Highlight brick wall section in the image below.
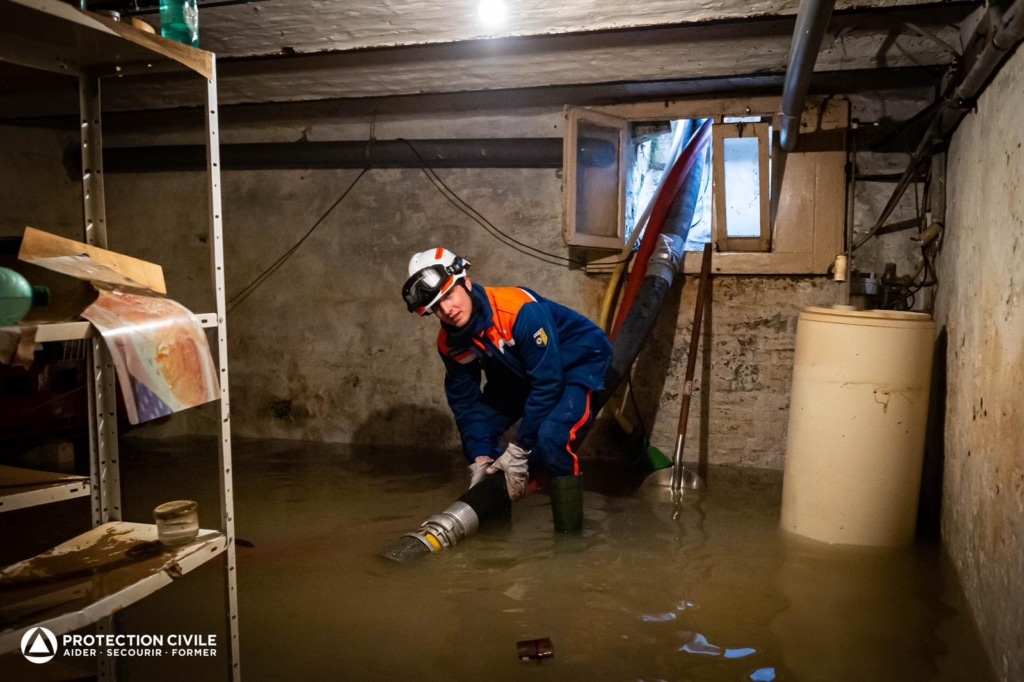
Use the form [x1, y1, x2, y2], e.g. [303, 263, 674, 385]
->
[629, 275, 840, 469]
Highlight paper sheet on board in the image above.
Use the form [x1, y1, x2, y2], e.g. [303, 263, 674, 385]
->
[81, 290, 219, 424]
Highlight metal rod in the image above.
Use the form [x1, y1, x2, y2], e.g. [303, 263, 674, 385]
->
[671, 243, 713, 491]
[80, 66, 120, 682]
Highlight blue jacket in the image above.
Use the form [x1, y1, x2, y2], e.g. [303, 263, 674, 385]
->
[437, 283, 612, 458]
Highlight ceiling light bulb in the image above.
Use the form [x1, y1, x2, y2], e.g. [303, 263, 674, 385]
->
[478, 0, 506, 25]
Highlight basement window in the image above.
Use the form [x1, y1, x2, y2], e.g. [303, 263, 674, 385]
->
[713, 119, 771, 252]
[563, 99, 848, 275]
[562, 107, 627, 250]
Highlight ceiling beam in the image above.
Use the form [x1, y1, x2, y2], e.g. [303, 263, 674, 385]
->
[0, 66, 942, 132]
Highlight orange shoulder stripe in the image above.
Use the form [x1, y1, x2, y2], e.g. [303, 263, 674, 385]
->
[485, 287, 536, 344]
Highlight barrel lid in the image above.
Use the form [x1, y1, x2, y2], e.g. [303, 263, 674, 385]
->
[800, 306, 934, 327]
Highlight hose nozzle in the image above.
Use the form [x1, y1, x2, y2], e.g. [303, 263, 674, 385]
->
[410, 501, 479, 551]
[381, 501, 480, 561]
[379, 473, 509, 562]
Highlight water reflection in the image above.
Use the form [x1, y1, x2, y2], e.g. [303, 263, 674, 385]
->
[771, 532, 974, 682]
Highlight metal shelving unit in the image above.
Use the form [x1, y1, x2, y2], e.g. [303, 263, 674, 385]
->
[0, 1, 239, 678]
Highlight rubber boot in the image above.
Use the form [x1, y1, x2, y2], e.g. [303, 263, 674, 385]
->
[550, 475, 584, 533]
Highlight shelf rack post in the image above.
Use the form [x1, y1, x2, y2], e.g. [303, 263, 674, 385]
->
[79, 67, 122, 682]
[205, 60, 241, 682]
[79, 70, 122, 528]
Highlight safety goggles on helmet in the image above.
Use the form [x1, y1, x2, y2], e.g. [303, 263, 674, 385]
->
[402, 252, 469, 315]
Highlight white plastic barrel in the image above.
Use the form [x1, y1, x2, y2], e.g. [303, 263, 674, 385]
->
[780, 306, 935, 546]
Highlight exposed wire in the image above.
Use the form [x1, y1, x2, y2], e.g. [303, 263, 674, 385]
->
[227, 135, 639, 313]
[907, 166, 941, 296]
[227, 168, 368, 314]
[877, 164, 941, 311]
[852, 71, 961, 253]
[396, 138, 632, 268]
[852, 150, 928, 251]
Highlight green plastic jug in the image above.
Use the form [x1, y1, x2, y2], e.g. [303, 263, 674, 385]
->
[0, 267, 50, 326]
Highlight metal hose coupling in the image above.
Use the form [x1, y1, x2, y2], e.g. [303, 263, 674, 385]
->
[647, 233, 685, 284]
[403, 501, 480, 552]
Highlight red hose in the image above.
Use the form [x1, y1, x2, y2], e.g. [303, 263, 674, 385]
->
[610, 119, 712, 339]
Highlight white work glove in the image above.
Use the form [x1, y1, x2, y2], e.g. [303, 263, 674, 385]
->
[467, 457, 493, 488]
[486, 443, 531, 500]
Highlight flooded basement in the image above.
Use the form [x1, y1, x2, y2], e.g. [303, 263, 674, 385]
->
[1, 437, 996, 681]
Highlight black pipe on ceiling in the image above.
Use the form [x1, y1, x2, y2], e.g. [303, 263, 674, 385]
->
[81, 138, 593, 174]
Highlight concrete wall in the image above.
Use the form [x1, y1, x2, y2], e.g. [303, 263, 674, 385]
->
[936, 47, 1024, 682]
[0, 127, 81, 237]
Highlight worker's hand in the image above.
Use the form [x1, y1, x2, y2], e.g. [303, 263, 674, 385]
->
[467, 457, 493, 488]
[486, 443, 530, 500]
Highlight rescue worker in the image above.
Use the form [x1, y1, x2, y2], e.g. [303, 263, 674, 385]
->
[402, 247, 612, 532]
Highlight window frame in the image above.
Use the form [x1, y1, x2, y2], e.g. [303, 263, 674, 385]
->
[562, 106, 629, 251]
[713, 121, 772, 253]
[563, 96, 849, 275]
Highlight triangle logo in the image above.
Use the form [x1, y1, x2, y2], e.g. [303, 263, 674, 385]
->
[21, 626, 58, 664]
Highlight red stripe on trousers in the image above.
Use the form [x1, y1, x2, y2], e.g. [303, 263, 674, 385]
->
[565, 390, 593, 476]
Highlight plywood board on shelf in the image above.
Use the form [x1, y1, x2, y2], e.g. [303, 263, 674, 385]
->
[19, 227, 166, 295]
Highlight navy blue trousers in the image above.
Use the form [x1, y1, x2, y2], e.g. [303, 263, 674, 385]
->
[474, 383, 596, 478]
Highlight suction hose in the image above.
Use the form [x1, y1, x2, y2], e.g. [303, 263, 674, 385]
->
[598, 125, 709, 412]
[598, 122, 688, 333]
[380, 471, 510, 561]
[610, 118, 712, 339]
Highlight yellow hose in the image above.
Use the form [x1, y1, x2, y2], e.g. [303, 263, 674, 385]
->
[598, 212, 647, 333]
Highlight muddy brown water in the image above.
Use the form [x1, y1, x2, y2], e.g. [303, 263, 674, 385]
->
[0, 438, 995, 681]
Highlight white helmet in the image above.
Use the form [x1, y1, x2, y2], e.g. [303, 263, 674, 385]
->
[402, 247, 471, 315]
